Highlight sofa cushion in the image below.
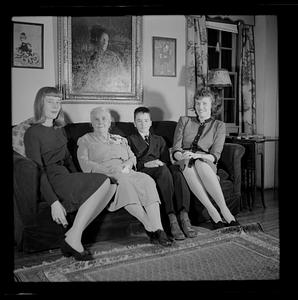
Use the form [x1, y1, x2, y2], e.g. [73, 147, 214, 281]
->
[12, 117, 34, 157]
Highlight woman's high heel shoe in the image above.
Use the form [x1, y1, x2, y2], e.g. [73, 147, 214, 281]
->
[210, 219, 226, 230]
[225, 220, 240, 227]
[60, 240, 94, 261]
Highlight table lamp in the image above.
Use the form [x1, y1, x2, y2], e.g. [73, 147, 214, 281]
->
[207, 68, 232, 119]
[208, 68, 232, 88]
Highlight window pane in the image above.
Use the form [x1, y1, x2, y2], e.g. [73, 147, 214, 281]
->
[221, 31, 232, 48]
[224, 100, 235, 123]
[224, 85, 233, 98]
[221, 49, 232, 71]
[208, 47, 219, 69]
[224, 73, 235, 98]
[207, 28, 218, 46]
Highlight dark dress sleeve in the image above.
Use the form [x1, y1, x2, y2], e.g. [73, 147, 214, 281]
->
[62, 128, 78, 173]
[172, 116, 186, 161]
[24, 127, 58, 206]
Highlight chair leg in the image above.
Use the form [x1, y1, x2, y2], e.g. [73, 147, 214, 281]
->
[252, 169, 256, 209]
[260, 153, 266, 208]
[246, 169, 252, 211]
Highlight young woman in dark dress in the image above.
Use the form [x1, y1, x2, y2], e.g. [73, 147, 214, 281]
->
[24, 87, 116, 260]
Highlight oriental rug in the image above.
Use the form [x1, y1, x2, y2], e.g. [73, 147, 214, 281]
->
[14, 222, 279, 282]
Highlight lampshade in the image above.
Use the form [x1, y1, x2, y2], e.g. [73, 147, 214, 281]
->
[208, 69, 232, 87]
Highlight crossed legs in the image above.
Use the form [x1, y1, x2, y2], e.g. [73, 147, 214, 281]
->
[183, 160, 235, 224]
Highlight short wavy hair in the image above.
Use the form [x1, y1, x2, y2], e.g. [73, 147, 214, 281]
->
[90, 106, 111, 122]
[90, 106, 113, 133]
[33, 86, 65, 128]
[193, 87, 222, 117]
[134, 106, 151, 120]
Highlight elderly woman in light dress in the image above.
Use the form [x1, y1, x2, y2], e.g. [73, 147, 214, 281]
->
[77, 107, 173, 247]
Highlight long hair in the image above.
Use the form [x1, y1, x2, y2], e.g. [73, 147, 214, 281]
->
[33, 86, 65, 128]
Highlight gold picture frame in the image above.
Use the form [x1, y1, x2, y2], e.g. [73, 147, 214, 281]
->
[57, 16, 143, 103]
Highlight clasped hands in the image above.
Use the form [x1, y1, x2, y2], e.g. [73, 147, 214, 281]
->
[180, 150, 204, 160]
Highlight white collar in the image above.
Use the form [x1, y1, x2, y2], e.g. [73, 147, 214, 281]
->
[138, 131, 150, 139]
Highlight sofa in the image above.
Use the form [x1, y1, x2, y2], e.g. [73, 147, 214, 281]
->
[13, 119, 245, 253]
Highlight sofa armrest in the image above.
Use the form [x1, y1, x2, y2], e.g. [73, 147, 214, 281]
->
[218, 143, 245, 198]
[13, 150, 41, 227]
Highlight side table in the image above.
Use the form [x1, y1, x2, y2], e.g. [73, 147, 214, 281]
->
[225, 135, 278, 210]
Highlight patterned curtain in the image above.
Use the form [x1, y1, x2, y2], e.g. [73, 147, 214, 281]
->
[238, 23, 256, 134]
[185, 16, 208, 115]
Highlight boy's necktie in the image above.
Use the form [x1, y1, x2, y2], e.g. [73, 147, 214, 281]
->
[144, 135, 149, 145]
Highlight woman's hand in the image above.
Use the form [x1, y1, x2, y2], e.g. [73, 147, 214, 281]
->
[51, 200, 68, 227]
[180, 151, 202, 160]
[121, 165, 131, 173]
[121, 160, 134, 173]
[191, 152, 204, 159]
[144, 159, 164, 168]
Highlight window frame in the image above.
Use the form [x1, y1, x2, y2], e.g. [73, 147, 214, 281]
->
[206, 18, 239, 134]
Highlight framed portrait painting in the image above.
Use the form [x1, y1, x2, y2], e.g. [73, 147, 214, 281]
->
[58, 16, 143, 103]
[152, 36, 176, 77]
[12, 21, 44, 69]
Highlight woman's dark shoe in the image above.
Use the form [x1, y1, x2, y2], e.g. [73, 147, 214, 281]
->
[154, 230, 173, 247]
[146, 229, 173, 247]
[170, 221, 186, 240]
[60, 240, 94, 261]
[180, 218, 197, 238]
[145, 229, 155, 242]
[226, 220, 240, 227]
[210, 220, 226, 230]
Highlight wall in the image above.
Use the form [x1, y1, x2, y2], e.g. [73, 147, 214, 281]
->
[12, 16, 185, 124]
[11, 15, 279, 188]
[255, 15, 279, 188]
[12, 16, 57, 124]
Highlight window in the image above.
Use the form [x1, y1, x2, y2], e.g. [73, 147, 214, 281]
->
[206, 20, 239, 133]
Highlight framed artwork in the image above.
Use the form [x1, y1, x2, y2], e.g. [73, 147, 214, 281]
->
[152, 36, 176, 77]
[12, 21, 44, 69]
[57, 16, 143, 103]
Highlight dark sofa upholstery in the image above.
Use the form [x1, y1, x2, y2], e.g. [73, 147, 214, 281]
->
[13, 121, 245, 253]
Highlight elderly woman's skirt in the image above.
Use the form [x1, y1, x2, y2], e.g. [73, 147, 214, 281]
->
[107, 170, 161, 211]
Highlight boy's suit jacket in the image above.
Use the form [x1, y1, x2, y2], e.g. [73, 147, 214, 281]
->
[128, 132, 171, 171]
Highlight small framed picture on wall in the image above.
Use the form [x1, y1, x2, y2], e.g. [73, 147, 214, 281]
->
[152, 36, 176, 77]
[12, 21, 44, 69]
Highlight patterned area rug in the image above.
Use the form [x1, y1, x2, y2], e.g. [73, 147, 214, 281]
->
[14, 223, 279, 282]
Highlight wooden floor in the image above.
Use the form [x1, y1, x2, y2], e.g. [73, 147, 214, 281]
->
[14, 188, 279, 269]
[236, 188, 279, 236]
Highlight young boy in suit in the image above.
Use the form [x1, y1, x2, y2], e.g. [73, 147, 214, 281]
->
[128, 107, 196, 240]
